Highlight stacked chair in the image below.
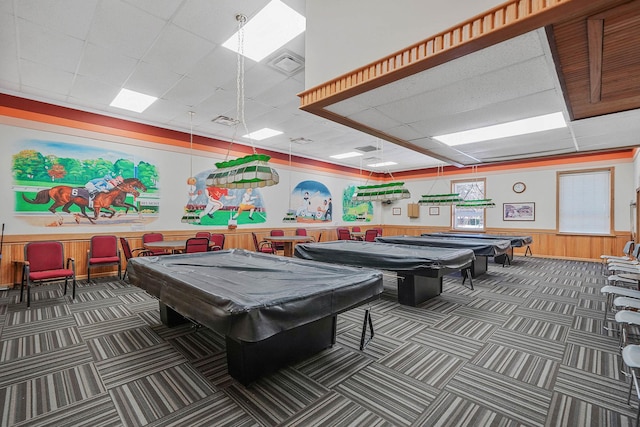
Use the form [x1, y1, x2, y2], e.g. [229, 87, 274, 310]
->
[601, 240, 635, 274]
[600, 240, 640, 421]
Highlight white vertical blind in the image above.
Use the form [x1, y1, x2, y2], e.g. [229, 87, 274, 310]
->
[558, 169, 611, 234]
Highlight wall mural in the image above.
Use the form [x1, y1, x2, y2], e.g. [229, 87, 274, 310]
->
[12, 140, 157, 227]
[287, 180, 332, 223]
[343, 185, 373, 222]
[182, 170, 266, 225]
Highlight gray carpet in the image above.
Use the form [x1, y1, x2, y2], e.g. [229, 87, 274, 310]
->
[0, 256, 636, 426]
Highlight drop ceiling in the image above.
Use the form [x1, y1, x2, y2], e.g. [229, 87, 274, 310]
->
[1, 0, 638, 174]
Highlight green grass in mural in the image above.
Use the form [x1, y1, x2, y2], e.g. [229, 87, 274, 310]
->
[196, 210, 266, 226]
[196, 210, 233, 226]
[343, 202, 372, 222]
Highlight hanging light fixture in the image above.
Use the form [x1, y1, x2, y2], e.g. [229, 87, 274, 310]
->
[206, 14, 279, 189]
[182, 111, 200, 223]
[353, 182, 411, 202]
[456, 165, 495, 209]
[354, 157, 367, 220]
[418, 164, 463, 206]
[282, 140, 296, 222]
[352, 140, 410, 203]
[455, 198, 496, 208]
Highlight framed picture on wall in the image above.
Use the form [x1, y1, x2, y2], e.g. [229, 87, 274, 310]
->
[503, 202, 535, 221]
[429, 207, 439, 215]
[392, 207, 401, 215]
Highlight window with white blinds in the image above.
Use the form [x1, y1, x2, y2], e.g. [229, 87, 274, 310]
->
[452, 178, 486, 230]
[558, 168, 612, 234]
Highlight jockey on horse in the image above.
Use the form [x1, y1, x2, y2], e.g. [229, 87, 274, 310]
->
[85, 174, 124, 208]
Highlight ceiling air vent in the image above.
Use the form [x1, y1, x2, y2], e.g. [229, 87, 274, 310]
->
[290, 137, 313, 145]
[211, 115, 239, 126]
[268, 50, 304, 76]
[356, 145, 378, 152]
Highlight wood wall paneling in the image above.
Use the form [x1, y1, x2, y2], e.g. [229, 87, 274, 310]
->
[0, 226, 630, 288]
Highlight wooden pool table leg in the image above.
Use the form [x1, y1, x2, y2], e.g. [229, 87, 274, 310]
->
[397, 273, 442, 306]
[159, 302, 190, 327]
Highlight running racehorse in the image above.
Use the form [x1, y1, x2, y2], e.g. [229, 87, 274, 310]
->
[22, 177, 147, 224]
[100, 178, 147, 216]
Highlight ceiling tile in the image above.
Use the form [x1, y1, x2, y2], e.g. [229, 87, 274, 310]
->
[77, 43, 139, 86]
[17, 18, 85, 73]
[16, 0, 98, 40]
[143, 24, 215, 75]
[88, 0, 166, 59]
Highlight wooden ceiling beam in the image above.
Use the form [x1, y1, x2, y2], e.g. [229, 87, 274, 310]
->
[587, 18, 604, 103]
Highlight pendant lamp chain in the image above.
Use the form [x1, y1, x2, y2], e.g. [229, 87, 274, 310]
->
[235, 14, 252, 151]
[188, 111, 194, 178]
[206, 13, 279, 189]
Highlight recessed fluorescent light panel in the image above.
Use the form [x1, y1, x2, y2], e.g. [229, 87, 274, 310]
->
[433, 112, 567, 146]
[242, 128, 283, 141]
[367, 161, 397, 168]
[222, 0, 306, 62]
[109, 88, 157, 113]
[330, 152, 363, 160]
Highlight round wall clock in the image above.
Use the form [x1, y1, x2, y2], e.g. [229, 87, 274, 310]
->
[512, 182, 526, 193]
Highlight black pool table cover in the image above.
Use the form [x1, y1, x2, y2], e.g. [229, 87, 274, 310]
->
[126, 249, 383, 342]
[294, 240, 475, 272]
[422, 232, 533, 247]
[376, 235, 511, 257]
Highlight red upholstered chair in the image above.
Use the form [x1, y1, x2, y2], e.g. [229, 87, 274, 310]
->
[364, 229, 379, 242]
[252, 232, 276, 254]
[23, 241, 76, 308]
[352, 226, 361, 232]
[195, 231, 211, 241]
[296, 228, 316, 242]
[373, 227, 383, 237]
[337, 227, 353, 240]
[185, 237, 210, 253]
[270, 229, 285, 252]
[87, 235, 121, 281]
[210, 233, 225, 251]
[142, 232, 170, 256]
[119, 237, 153, 280]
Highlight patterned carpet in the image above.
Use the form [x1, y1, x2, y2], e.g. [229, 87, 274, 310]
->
[0, 256, 636, 426]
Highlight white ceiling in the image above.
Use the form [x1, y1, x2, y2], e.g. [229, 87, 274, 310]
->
[1, 0, 638, 173]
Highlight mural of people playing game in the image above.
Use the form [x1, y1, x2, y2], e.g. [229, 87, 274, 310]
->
[291, 180, 332, 223]
[183, 170, 267, 226]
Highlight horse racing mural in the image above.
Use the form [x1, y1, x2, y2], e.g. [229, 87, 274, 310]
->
[13, 141, 158, 226]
